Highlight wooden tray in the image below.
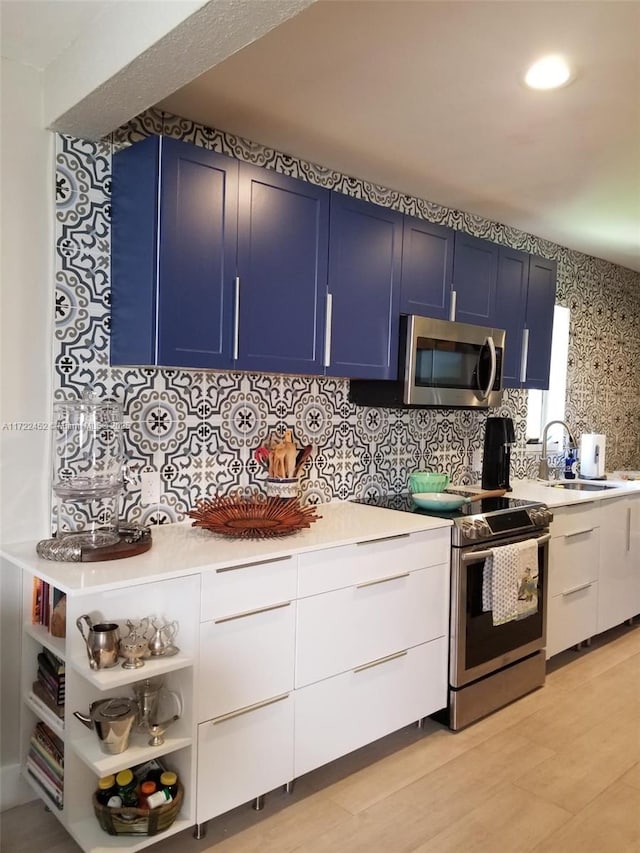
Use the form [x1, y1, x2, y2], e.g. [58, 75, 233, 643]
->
[36, 525, 152, 562]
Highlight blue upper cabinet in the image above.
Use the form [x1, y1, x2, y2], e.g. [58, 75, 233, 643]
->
[326, 194, 403, 379]
[523, 255, 557, 389]
[451, 232, 499, 325]
[494, 247, 529, 387]
[111, 136, 238, 369]
[236, 164, 329, 375]
[399, 217, 454, 319]
[496, 249, 557, 390]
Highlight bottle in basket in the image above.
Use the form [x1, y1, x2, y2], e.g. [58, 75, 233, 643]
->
[160, 771, 178, 799]
[96, 775, 117, 806]
[115, 768, 137, 807]
[146, 788, 172, 809]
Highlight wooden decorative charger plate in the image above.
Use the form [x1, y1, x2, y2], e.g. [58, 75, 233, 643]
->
[189, 494, 320, 540]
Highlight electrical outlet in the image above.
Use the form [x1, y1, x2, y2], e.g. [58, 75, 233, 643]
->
[140, 469, 161, 505]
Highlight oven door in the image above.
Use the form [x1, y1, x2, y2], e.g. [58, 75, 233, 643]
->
[450, 531, 550, 688]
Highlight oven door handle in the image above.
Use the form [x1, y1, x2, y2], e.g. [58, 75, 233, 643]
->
[460, 532, 550, 563]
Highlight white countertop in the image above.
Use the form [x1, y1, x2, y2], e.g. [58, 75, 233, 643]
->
[464, 478, 640, 508]
[0, 500, 452, 595]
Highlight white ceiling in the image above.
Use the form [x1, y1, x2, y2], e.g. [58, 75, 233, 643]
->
[2, 0, 639, 273]
[158, 0, 640, 273]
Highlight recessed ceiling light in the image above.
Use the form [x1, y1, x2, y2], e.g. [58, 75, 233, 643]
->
[524, 55, 572, 90]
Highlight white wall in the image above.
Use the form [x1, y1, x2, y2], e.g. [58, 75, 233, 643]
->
[0, 56, 54, 810]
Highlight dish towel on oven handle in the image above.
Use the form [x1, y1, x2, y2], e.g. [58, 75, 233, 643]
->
[482, 539, 539, 626]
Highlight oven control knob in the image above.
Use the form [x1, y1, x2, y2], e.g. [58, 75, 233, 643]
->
[473, 520, 491, 538]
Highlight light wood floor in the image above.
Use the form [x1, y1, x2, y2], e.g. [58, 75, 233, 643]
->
[3, 623, 640, 853]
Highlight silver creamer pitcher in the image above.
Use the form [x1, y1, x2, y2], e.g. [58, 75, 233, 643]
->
[76, 614, 120, 670]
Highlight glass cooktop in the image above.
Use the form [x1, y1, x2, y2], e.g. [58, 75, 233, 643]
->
[352, 491, 538, 521]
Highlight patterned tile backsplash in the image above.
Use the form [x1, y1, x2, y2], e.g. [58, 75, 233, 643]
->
[54, 109, 640, 524]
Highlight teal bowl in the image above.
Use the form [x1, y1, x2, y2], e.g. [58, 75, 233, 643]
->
[408, 471, 450, 494]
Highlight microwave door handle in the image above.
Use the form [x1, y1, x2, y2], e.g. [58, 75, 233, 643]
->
[477, 336, 497, 401]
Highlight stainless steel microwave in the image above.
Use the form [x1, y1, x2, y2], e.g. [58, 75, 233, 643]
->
[349, 316, 506, 409]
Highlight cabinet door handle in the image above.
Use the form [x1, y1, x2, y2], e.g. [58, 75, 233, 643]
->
[356, 533, 410, 546]
[356, 572, 410, 589]
[216, 555, 293, 574]
[449, 289, 457, 322]
[564, 527, 594, 539]
[323, 292, 333, 368]
[562, 581, 592, 597]
[353, 649, 408, 674]
[626, 506, 632, 552]
[214, 601, 291, 624]
[520, 328, 530, 383]
[233, 276, 240, 361]
[212, 693, 289, 725]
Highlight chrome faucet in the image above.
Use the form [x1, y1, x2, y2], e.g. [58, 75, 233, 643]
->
[538, 420, 578, 480]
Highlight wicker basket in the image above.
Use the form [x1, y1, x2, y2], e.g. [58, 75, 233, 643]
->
[92, 783, 183, 836]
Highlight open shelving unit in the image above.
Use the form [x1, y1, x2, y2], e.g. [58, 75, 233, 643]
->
[15, 567, 200, 853]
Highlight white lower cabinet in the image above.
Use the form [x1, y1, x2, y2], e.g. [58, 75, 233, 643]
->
[546, 504, 600, 659]
[546, 582, 599, 658]
[598, 496, 640, 633]
[195, 529, 450, 826]
[295, 564, 447, 688]
[197, 693, 294, 823]
[294, 637, 447, 778]
[199, 601, 296, 721]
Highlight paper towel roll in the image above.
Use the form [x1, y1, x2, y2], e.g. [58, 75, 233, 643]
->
[579, 434, 606, 479]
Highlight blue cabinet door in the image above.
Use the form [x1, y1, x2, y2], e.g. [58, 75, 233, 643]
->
[452, 232, 499, 326]
[111, 136, 238, 369]
[236, 164, 329, 375]
[326, 194, 403, 379]
[399, 217, 454, 319]
[158, 138, 238, 369]
[111, 135, 161, 366]
[523, 255, 557, 389]
[495, 247, 528, 388]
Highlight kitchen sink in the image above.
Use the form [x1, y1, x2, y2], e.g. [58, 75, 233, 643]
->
[546, 481, 617, 491]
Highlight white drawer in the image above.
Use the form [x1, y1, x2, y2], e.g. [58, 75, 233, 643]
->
[199, 601, 295, 721]
[294, 637, 447, 778]
[550, 503, 600, 538]
[297, 528, 450, 597]
[197, 692, 294, 823]
[548, 526, 600, 598]
[546, 582, 598, 658]
[295, 563, 448, 688]
[200, 554, 297, 622]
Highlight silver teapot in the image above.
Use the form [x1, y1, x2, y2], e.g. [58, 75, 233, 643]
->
[73, 697, 137, 754]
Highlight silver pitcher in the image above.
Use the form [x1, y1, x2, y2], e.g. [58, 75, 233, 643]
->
[73, 697, 137, 754]
[76, 614, 120, 670]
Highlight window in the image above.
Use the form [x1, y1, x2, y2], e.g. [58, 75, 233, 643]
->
[526, 305, 570, 451]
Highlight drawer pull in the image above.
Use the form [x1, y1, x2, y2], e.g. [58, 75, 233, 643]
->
[356, 533, 411, 547]
[353, 649, 408, 674]
[564, 527, 594, 539]
[216, 555, 293, 574]
[626, 506, 631, 553]
[212, 693, 289, 725]
[562, 582, 593, 597]
[214, 601, 291, 624]
[356, 571, 410, 589]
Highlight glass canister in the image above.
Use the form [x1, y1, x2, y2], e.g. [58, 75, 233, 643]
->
[52, 389, 125, 548]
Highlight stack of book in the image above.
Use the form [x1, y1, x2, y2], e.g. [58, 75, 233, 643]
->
[27, 721, 64, 809]
[32, 646, 65, 721]
[31, 579, 65, 636]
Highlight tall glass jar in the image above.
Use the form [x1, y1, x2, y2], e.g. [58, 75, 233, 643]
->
[52, 390, 125, 548]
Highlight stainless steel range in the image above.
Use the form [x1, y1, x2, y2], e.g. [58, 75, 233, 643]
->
[354, 492, 553, 730]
